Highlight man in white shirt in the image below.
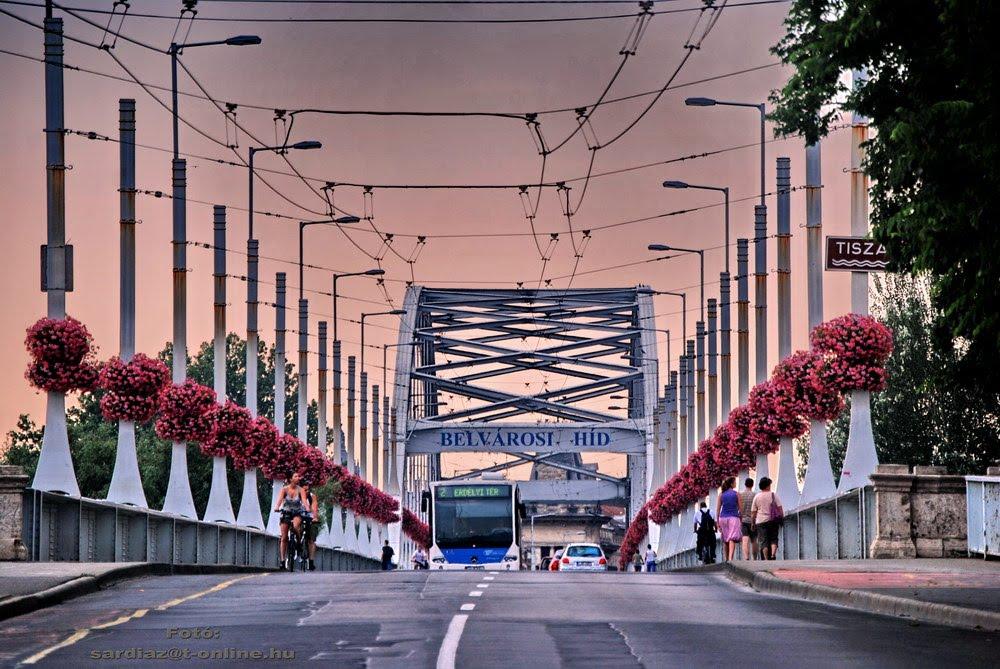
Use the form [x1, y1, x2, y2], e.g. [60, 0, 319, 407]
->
[644, 544, 658, 573]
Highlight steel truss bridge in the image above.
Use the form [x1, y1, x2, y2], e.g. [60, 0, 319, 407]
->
[390, 286, 660, 534]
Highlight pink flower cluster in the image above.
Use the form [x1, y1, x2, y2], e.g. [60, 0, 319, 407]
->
[98, 354, 171, 422]
[24, 316, 100, 392]
[297, 446, 337, 487]
[618, 314, 894, 566]
[232, 415, 278, 471]
[261, 433, 305, 482]
[332, 465, 400, 524]
[402, 508, 431, 549]
[155, 380, 218, 444]
[202, 400, 253, 458]
[810, 314, 894, 392]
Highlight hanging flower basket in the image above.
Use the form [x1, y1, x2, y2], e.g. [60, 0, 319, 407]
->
[155, 380, 218, 444]
[809, 314, 894, 392]
[202, 400, 253, 458]
[98, 354, 170, 422]
[297, 446, 336, 488]
[261, 433, 305, 482]
[232, 415, 279, 472]
[331, 465, 400, 524]
[24, 316, 100, 392]
[771, 350, 845, 421]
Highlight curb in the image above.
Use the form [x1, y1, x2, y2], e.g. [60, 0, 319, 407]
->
[0, 564, 275, 622]
[721, 563, 1000, 632]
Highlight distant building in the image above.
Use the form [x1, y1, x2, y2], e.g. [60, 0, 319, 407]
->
[523, 453, 621, 568]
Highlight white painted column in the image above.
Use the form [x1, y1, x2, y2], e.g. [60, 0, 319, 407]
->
[204, 205, 235, 524]
[318, 321, 329, 455]
[774, 156, 800, 506]
[266, 273, 287, 536]
[799, 140, 837, 505]
[107, 98, 146, 507]
[839, 69, 880, 492]
[753, 205, 770, 484]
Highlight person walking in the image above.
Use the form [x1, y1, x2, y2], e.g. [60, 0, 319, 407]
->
[694, 501, 717, 564]
[750, 477, 784, 560]
[715, 477, 742, 562]
[644, 544, 658, 573]
[633, 551, 643, 572]
[381, 539, 395, 571]
[738, 477, 756, 560]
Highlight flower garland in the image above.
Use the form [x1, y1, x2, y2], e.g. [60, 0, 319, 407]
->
[331, 465, 400, 524]
[154, 380, 218, 444]
[618, 505, 649, 570]
[24, 316, 100, 392]
[402, 508, 431, 549]
[232, 415, 279, 472]
[202, 400, 252, 459]
[98, 354, 170, 423]
[619, 314, 894, 566]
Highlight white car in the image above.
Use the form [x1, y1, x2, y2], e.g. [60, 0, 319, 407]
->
[557, 543, 608, 572]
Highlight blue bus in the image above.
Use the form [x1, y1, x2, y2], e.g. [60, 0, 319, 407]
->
[422, 476, 525, 570]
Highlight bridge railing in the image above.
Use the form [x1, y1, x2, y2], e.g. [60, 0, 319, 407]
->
[21, 489, 380, 571]
[966, 474, 1000, 559]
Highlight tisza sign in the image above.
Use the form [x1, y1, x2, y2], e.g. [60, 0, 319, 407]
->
[439, 429, 611, 448]
[825, 236, 888, 272]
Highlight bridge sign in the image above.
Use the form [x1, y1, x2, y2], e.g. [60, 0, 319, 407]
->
[825, 236, 888, 272]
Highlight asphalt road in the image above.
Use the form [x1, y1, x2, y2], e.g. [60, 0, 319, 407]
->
[1, 569, 997, 668]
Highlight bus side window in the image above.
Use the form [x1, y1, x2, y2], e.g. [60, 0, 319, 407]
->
[421, 491, 431, 513]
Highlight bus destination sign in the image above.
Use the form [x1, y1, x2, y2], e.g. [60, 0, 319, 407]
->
[437, 485, 510, 499]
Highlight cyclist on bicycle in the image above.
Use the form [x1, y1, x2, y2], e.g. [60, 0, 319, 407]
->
[274, 472, 308, 570]
[302, 484, 321, 571]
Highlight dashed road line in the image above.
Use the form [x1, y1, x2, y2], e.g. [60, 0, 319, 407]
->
[469, 590, 483, 597]
[436, 614, 469, 669]
[460, 603, 476, 611]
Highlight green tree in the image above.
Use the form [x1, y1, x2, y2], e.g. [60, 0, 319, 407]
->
[770, 0, 1000, 397]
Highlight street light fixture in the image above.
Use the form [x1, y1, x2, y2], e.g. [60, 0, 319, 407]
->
[297, 216, 362, 299]
[332, 269, 385, 342]
[662, 180, 731, 273]
[684, 96, 766, 205]
[360, 310, 406, 374]
[648, 244, 704, 321]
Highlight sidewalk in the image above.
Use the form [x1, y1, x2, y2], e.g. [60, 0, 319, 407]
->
[0, 562, 274, 621]
[716, 559, 1000, 631]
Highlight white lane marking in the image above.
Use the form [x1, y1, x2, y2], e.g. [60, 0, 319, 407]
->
[483, 576, 495, 581]
[478, 583, 490, 588]
[489, 572, 498, 575]
[460, 603, 476, 611]
[469, 590, 483, 597]
[436, 614, 469, 669]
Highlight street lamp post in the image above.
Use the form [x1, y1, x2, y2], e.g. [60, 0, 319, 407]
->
[684, 97, 766, 205]
[663, 180, 733, 419]
[360, 310, 406, 374]
[247, 140, 321, 422]
[647, 244, 704, 321]
[331, 268, 385, 467]
[163, 33, 259, 518]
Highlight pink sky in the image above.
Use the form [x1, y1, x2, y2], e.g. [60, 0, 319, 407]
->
[0, 2, 856, 476]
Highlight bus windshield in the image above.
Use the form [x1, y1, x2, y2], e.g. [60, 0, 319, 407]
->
[434, 487, 513, 548]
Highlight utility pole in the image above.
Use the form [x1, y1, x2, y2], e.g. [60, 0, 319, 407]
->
[33, 7, 79, 496]
[753, 205, 769, 484]
[318, 321, 329, 456]
[107, 98, 146, 506]
[774, 157, 800, 506]
[266, 272, 287, 536]
[205, 206, 235, 524]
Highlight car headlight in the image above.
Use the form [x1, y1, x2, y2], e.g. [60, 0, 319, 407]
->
[502, 556, 518, 562]
[431, 557, 446, 563]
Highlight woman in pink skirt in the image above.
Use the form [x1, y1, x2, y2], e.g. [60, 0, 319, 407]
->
[715, 477, 743, 562]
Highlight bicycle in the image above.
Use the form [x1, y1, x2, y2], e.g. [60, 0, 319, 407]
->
[276, 509, 308, 572]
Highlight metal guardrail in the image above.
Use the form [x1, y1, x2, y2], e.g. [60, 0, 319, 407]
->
[657, 486, 875, 568]
[22, 490, 380, 571]
[966, 476, 1000, 558]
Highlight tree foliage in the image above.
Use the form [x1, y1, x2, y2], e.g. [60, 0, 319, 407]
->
[770, 0, 1000, 395]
